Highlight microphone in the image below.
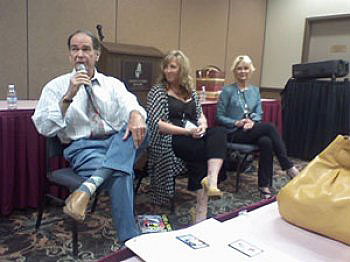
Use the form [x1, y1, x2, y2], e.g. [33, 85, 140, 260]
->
[76, 63, 87, 74]
[76, 63, 89, 87]
[75, 64, 93, 96]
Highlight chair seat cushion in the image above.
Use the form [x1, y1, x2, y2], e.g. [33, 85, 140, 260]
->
[227, 143, 259, 154]
[47, 168, 85, 191]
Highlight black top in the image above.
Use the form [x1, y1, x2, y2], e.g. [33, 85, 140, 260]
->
[168, 95, 197, 127]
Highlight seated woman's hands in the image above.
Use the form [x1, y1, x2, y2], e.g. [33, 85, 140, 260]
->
[191, 113, 207, 138]
[186, 126, 205, 139]
[243, 118, 255, 131]
[235, 118, 255, 131]
[192, 126, 206, 139]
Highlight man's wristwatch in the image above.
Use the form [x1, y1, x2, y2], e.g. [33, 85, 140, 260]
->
[62, 96, 73, 103]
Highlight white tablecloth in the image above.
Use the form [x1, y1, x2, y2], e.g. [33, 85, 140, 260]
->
[126, 202, 349, 262]
[0, 100, 37, 110]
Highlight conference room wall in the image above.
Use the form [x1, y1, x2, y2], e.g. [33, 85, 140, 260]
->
[27, 0, 116, 99]
[0, 0, 266, 100]
[0, 0, 27, 100]
[116, 0, 266, 88]
[262, 0, 350, 89]
[225, 0, 266, 85]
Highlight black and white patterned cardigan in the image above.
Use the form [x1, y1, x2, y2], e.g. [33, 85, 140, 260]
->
[146, 83, 202, 205]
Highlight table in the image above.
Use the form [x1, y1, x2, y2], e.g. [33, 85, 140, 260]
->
[282, 79, 350, 160]
[0, 100, 66, 216]
[99, 196, 349, 261]
[99, 198, 276, 262]
[201, 99, 283, 134]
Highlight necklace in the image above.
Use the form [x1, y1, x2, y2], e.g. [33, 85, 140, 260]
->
[237, 87, 250, 118]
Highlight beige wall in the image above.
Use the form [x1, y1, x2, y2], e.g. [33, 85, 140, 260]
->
[180, 0, 229, 75]
[226, 0, 266, 84]
[117, 0, 266, 85]
[262, 0, 350, 89]
[0, 0, 266, 100]
[117, 0, 181, 52]
[28, 0, 116, 99]
[0, 0, 27, 99]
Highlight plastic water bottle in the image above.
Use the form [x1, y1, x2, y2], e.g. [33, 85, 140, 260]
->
[7, 84, 17, 109]
[200, 85, 206, 102]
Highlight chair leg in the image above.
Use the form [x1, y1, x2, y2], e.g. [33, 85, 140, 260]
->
[90, 190, 100, 213]
[71, 220, 78, 257]
[134, 169, 147, 195]
[134, 179, 142, 195]
[35, 194, 48, 230]
[235, 154, 250, 193]
[170, 176, 177, 212]
[170, 197, 175, 213]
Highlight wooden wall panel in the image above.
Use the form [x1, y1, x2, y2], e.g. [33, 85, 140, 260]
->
[28, 0, 116, 99]
[117, 0, 181, 53]
[180, 0, 229, 77]
[0, 0, 267, 100]
[0, 0, 27, 99]
[226, 0, 266, 85]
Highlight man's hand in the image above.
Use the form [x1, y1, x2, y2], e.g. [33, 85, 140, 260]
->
[60, 71, 92, 116]
[123, 110, 147, 148]
[66, 71, 92, 99]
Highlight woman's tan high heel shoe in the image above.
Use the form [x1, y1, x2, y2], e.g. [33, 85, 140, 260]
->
[201, 177, 223, 197]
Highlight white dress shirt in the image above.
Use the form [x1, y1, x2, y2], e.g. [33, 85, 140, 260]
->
[32, 69, 147, 143]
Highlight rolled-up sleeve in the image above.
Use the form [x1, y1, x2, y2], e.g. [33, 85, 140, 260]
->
[32, 79, 67, 137]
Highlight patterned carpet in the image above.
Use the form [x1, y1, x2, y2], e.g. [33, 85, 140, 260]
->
[0, 157, 308, 262]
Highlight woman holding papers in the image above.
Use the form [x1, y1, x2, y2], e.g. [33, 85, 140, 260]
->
[147, 50, 227, 223]
[216, 55, 299, 199]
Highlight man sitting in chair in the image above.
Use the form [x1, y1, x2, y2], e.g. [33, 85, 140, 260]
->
[32, 29, 147, 244]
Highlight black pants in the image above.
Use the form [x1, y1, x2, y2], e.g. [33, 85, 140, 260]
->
[227, 123, 293, 187]
[172, 126, 227, 191]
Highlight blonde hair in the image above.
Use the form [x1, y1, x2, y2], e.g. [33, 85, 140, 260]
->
[230, 55, 256, 81]
[159, 50, 194, 97]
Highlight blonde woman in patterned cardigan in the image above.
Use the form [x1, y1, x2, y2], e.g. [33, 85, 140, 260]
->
[146, 50, 227, 223]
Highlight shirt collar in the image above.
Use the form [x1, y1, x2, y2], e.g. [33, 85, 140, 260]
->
[235, 83, 250, 92]
[91, 70, 102, 86]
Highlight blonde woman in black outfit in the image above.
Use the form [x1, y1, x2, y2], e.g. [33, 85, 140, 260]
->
[147, 50, 227, 223]
[216, 55, 299, 199]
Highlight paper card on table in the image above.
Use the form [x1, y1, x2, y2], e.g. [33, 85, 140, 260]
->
[176, 234, 209, 249]
[228, 239, 264, 257]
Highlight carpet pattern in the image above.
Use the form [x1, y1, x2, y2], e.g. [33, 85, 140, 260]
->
[0, 158, 308, 262]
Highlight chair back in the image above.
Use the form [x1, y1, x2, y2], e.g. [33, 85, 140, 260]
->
[46, 136, 65, 159]
[46, 136, 66, 175]
[45, 136, 83, 189]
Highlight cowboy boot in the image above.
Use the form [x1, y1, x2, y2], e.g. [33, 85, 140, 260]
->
[63, 191, 90, 221]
